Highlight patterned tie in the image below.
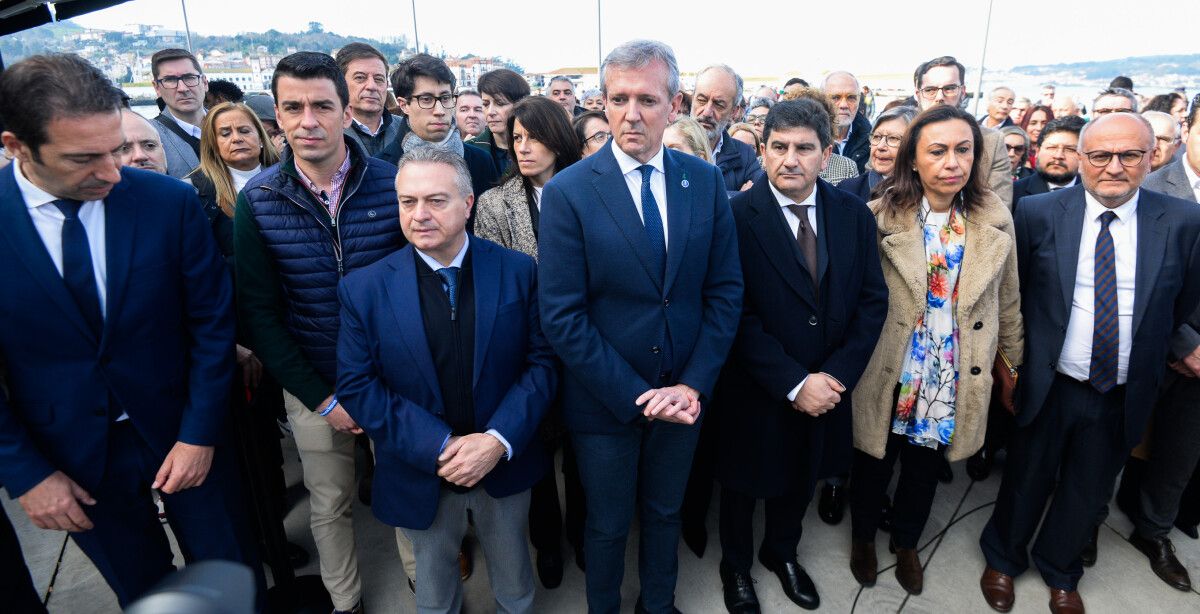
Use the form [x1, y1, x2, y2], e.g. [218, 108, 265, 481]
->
[638, 165, 666, 281]
[786, 204, 819, 290]
[435, 267, 460, 319]
[52, 199, 103, 336]
[1090, 211, 1119, 393]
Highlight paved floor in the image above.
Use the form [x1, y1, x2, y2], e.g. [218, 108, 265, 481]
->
[6, 436, 1200, 613]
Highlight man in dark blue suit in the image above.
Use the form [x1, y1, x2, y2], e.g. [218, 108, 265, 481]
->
[539, 40, 743, 614]
[692, 64, 761, 192]
[714, 99, 887, 613]
[337, 148, 555, 614]
[979, 113, 1200, 614]
[0, 54, 258, 607]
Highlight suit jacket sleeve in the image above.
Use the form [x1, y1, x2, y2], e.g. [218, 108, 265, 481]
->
[176, 187, 236, 446]
[335, 280, 452, 475]
[0, 387, 58, 497]
[818, 205, 889, 388]
[538, 181, 656, 423]
[987, 132, 1013, 208]
[677, 167, 744, 399]
[1171, 228, 1200, 352]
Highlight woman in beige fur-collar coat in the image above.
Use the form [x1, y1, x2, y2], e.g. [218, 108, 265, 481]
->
[847, 106, 1023, 595]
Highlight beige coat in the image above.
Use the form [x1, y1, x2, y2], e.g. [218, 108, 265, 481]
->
[852, 191, 1024, 462]
[474, 175, 539, 260]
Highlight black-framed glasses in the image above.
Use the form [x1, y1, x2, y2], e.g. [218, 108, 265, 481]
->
[585, 131, 610, 146]
[409, 93, 457, 109]
[919, 84, 961, 99]
[869, 133, 902, 147]
[1081, 149, 1146, 167]
[156, 73, 202, 89]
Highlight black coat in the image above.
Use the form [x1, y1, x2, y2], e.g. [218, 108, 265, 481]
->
[1012, 171, 1076, 214]
[713, 179, 888, 498]
[841, 113, 872, 174]
[835, 169, 884, 203]
[714, 131, 762, 192]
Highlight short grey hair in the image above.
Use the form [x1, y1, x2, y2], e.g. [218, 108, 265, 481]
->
[872, 105, 917, 132]
[696, 64, 744, 107]
[581, 88, 602, 100]
[600, 39, 680, 97]
[547, 75, 574, 91]
[822, 70, 860, 92]
[1142, 110, 1180, 139]
[1094, 87, 1139, 112]
[748, 97, 773, 112]
[1000, 125, 1031, 152]
[395, 147, 473, 197]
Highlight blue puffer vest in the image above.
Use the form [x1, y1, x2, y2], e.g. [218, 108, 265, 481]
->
[242, 138, 405, 382]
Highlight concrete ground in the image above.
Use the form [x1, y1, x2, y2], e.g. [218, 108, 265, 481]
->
[6, 435, 1200, 614]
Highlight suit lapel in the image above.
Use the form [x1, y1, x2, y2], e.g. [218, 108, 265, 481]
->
[0, 166, 100, 345]
[471, 241, 499, 390]
[746, 181, 817, 309]
[99, 179, 137, 352]
[1132, 193, 1167, 337]
[383, 248, 444, 411]
[663, 149, 693, 295]
[590, 144, 662, 290]
[1053, 189, 1086, 319]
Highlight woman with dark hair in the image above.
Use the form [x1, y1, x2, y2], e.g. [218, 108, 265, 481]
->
[847, 105, 1023, 595]
[572, 110, 610, 158]
[1018, 104, 1054, 168]
[473, 95, 584, 589]
[1144, 92, 1188, 124]
[471, 68, 532, 174]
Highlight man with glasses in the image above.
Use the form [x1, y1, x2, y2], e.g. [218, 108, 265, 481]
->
[378, 53, 497, 226]
[1092, 87, 1139, 116]
[150, 48, 207, 178]
[1143, 111, 1181, 172]
[981, 86, 1016, 129]
[980, 112, 1200, 614]
[823, 71, 871, 173]
[1014, 116, 1086, 209]
[913, 55, 1013, 208]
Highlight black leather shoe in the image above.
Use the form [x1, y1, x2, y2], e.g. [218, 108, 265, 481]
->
[634, 597, 682, 614]
[758, 551, 819, 610]
[937, 457, 954, 483]
[537, 547, 564, 589]
[1175, 520, 1199, 539]
[287, 541, 310, 568]
[818, 483, 846, 525]
[966, 448, 993, 481]
[1129, 533, 1192, 591]
[720, 564, 760, 613]
[682, 521, 708, 558]
[1080, 526, 1098, 567]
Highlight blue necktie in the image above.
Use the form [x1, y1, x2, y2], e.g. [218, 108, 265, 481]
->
[53, 199, 103, 337]
[436, 267, 460, 319]
[1090, 211, 1118, 393]
[638, 165, 666, 281]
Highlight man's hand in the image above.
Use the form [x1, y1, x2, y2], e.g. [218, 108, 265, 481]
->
[319, 394, 364, 434]
[792, 373, 845, 417]
[1182, 347, 1200, 378]
[18, 471, 96, 532]
[637, 384, 701, 425]
[235, 344, 263, 389]
[437, 433, 506, 487]
[153, 442, 214, 494]
[1170, 360, 1197, 378]
[740, 180, 754, 191]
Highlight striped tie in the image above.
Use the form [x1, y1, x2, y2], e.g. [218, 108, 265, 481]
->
[1089, 211, 1119, 393]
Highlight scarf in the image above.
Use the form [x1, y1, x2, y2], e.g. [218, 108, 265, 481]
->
[402, 127, 466, 158]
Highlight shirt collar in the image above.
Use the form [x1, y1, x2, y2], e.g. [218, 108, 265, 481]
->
[352, 114, 387, 137]
[768, 180, 817, 210]
[1084, 188, 1139, 223]
[612, 142, 665, 177]
[13, 157, 70, 209]
[166, 108, 205, 135]
[1182, 156, 1200, 190]
[415, 234, 470, 271]
[294, 149, 352, 194]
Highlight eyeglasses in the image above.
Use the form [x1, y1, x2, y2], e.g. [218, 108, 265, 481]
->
[1155, 135, 1181, 145]
[585, 131, 610, 146]
[919, 84, 962, 99]
[156, 73, 202, 89]
[1081, 149, 1146, 167]
[409, 93, 457, 109]
[869, 134, 902, 147]
[746, 115, 768, 126]
[1005, 144, 1027, 153]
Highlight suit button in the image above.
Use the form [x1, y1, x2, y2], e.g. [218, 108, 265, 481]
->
[970, 366, 982, 375]
[663, 299, 670, 307]
[973, 321, 983, 330]
[93, 407, 106, 416]
[651, 346, 661, 354]
[808, 316, 818, 326]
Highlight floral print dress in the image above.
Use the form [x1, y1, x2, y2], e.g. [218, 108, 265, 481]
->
[891, 201, 967, 449]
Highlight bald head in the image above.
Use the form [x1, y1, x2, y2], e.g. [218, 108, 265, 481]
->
[823, 71, 861, 132]
[1051, 95, 1078, 118]
[1143, 110, 1181, 171]
[1078, 112, 1154, 208]
[119, 108, 167, 174]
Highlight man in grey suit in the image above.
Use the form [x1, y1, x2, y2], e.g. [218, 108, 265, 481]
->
[149, 48, 205, 178]
[1124, 101, 1200, 591]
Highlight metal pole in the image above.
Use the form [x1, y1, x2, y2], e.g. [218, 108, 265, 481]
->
[597, 0, 602, 77]
[973, 0, 995, 116]
[411, 0, 420, 53]
[180, 0, 193, 52]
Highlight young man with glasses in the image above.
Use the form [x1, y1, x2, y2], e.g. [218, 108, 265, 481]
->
[150, 48, 208, 178]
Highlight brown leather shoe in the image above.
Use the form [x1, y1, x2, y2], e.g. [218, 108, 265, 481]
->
[850, 540, 878, 587]
[889, 540, 923, 595]
[1048, 588, 1084, 614]
[1129, 532, 1192, 591]
[459, 548, 472, 581]
[979, 566, 1014, 612]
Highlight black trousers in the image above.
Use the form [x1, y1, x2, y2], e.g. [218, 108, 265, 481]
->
[718, 486, 812, 573]
[528, 438, 586, 554]
[1, 503, 45, 614]
[981, 374, 1127, 591]
[1135, 376, 1200, 538]
[849, 432, 944, 549]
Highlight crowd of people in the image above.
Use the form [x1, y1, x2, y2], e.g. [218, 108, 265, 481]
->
[0, 37, 1199, 614]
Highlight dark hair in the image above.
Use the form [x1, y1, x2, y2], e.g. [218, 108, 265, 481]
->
[1109, 76, 1134, 90]
[390, 53, 455, 100]
[572, 110, 608, 152]
[762, 98, 833, 150]
[1143, 93, 1184, 114]
[913, 55, 965, 87]
[784, 77, 808, 88]
[877, 105, 987, 215]
[1019, 104, 1054, 134]
[0, 53, 122, 161]
[1037, 115, 1085, 147]
[503, 96, 581, 201]
[1188, 94, 1200, 128]
[478, 69, 530, 104]
[207, 79, 244, 104]
[335, 42, 388, 75]
[151, 48, 201, 79]
[271, 51, 349, 108]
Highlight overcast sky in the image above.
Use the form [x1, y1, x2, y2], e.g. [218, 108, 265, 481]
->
[70, 0, 1200, 78]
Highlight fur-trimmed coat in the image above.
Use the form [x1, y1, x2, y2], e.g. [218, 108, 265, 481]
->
[851, 191, 1024, 461]
[474, 176, 539, 260]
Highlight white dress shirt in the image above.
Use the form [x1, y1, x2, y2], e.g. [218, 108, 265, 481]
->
[768, 182, 820, 402]
[612, 143, 670, 250]
[1183, 158, 1200, 203]
[416, 236, 514, 460]
[1057, 190, 1139, 384]
[166, 109, 204, 139]
[532, 185, 544, 211]
[1047, 176, 1078, 190]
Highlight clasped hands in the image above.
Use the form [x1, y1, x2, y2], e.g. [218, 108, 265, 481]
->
[792, 372, 846, 417]
[438, 433, 507, 488]
[637, 384, 701, 425]
[1169, 347, 1200, 379]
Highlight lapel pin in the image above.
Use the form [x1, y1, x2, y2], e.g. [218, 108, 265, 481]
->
[681, 179, 689, 188]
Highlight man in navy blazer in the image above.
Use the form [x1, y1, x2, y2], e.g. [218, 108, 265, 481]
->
[0, 54, 258, 607]
[538, 40, 743, 614]
[337, 148, 555, 613]
[979, 114, 1200, 613]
